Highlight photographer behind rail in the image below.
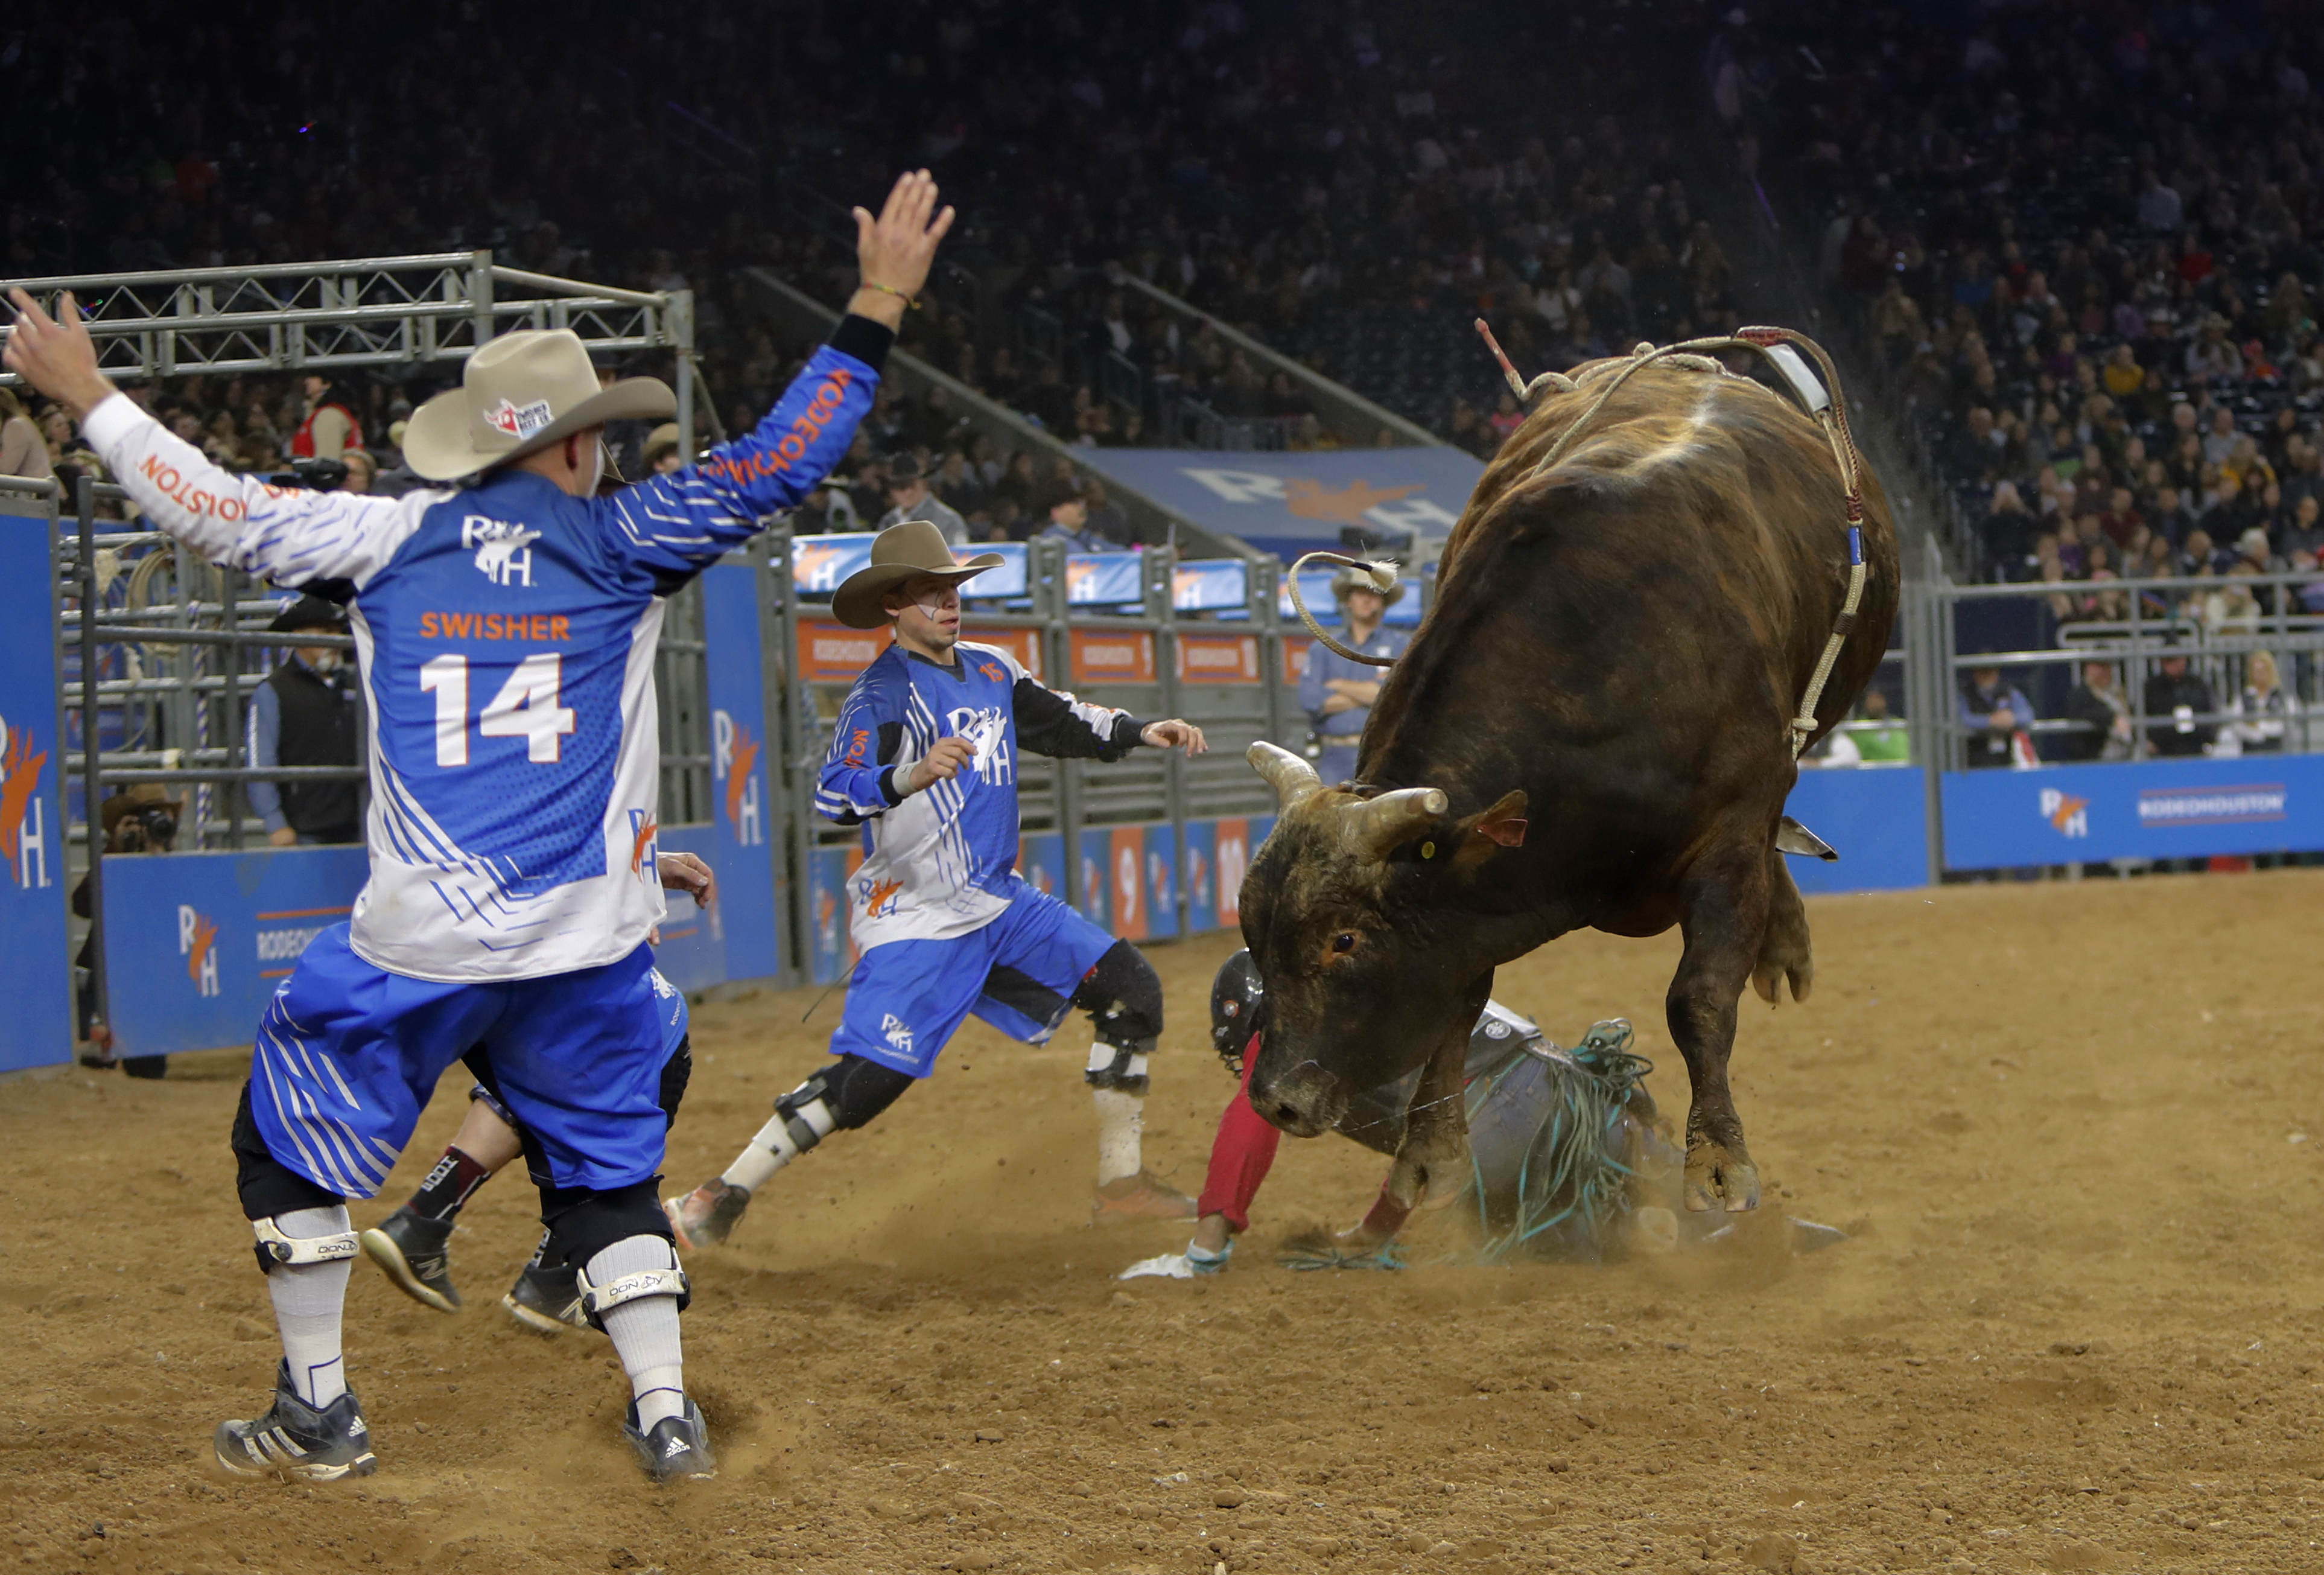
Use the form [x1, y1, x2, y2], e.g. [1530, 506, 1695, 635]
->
[248, 594, 363, 847]
[72, 785, 186, 1078]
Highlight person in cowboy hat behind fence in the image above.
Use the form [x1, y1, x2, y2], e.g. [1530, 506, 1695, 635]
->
[1297, 565, 1409, 785]
[5, 170, 955, 1485]
[664, 518, 1210, 1248]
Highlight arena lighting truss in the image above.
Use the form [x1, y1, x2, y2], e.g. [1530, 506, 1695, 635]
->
[0, 252, 713, 449]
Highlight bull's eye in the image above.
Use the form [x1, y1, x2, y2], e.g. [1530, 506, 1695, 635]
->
[1331, 932, 1358, 954]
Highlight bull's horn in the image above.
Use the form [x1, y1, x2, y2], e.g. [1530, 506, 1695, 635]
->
[1248, 741, 1323, 810]
[1350, 786, 1449, 856]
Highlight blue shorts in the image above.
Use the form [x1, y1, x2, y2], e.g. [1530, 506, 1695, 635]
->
[248, 924, 670, 1200]
[832, 883, 1116, 1077]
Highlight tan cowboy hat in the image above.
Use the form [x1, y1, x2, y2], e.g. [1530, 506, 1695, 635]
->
[832, 520, 1004, 629]
[402, 329, 675, 481]
[1331, 565, 1405, 605]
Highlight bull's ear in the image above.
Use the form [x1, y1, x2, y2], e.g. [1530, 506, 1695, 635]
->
[1451, 791, 1529, 868]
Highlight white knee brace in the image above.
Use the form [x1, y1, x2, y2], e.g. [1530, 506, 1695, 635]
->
[576, 1248, 689, 1327]
[253, 1210, 358, 1269]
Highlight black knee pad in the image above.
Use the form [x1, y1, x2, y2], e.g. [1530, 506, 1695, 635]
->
[536, 1179, 685, 1317]
[1074, 941, 1162, 1092]
[790, 1052, 915, 1131]
[230, 1081, 344, 1228]
[1073, 940, 1164, 1048]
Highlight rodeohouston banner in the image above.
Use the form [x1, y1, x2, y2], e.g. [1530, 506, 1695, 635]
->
[1071, 448, 1487, 561]
[1939, 754, 2324, 868]
[0, 516, 72, 1073]
[804, 815, 1277, 985]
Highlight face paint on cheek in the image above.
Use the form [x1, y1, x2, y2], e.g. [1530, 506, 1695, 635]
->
[914, 593, 953, 623]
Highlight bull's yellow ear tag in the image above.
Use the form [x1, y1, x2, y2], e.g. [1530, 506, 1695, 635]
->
[1421, 841, 1436, 859]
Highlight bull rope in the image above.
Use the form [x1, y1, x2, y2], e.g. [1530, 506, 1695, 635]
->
[1464, 1019, 1653, 1265]
[1281, 325, 1872, 759]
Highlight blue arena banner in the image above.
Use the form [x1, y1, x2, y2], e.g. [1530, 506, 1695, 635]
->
[1941, 756, 2324, 868]
[700, 558, 784, 984]
[794, 536, 1030, 602]
[647, 823, 726, 994]
[1172, 558, 1248, 613]
[102, 846, 369, 1057]
[1066, 552, 1145, 608]
[1782, 766, 1931, 894]
[1073, 448, 1486, 561]
[0, 519, 72, 1073]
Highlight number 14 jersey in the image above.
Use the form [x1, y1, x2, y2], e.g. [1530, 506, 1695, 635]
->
[84, 339, 881, 982]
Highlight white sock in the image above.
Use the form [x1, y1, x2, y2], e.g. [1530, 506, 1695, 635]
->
[267, 1205, 352, 1408]
[1092, 1088, 1145, 1185]
[589, 1236, 687, 1431]
[720, 1101, 834, 1192]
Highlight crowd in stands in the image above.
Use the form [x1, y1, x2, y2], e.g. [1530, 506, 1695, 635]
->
[1735, 4, 2324, 612]
[1, 2, 1744, 472]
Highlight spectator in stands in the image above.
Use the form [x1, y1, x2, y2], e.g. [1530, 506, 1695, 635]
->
[1957, 665, 2033, 769]
[2142, 648, 2217, 757]
[338, 451, 376, 494]
[639, 424, 684, 476]
[1298, 570, 1411, 785]
[2227, 651, 2296, 755]
[1081, 480, 1134, 550]
[249, 594, 363, 848]
[0, 388, 52, 480]
[2287, 495, 2324, 559]
[2059, 660, 2135, 763]
[879, 455, 970, 549]
[1815, 686, 1910, 766]
[290, 374, 363, 462]
[1035, 488, 1107, 553]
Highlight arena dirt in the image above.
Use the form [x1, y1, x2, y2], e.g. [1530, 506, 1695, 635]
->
[11, 873, 2324, 1573]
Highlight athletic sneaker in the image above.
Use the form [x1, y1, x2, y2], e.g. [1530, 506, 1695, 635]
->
[624, 1396, 716, 1484]
[501, 1261, 592, 1337]
[663, 1179, 751, 1250]
[1118, 1240, 1231, 1280]
[213, 1363, 376, 1482]
[359, 1206, 460, 1312]
[1091, 1170, 1198, 1223]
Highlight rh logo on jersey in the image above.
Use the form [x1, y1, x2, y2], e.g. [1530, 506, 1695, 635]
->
[462, 515, 539, 587]
[713, 710, 764, 845]
[880, 1014, 914, 1054]
[857, 875, 903, 919]
[179, 904, 220, 997]
[2038, 788, 2089, 838]
[944, 706, 1012, 785]
[0, 713, 52, 890]
[628, 809, 659, 879]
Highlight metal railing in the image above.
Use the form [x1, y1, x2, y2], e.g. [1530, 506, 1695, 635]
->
[1, 253, 703, 457]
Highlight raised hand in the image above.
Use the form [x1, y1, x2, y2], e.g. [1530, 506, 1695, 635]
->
[3, 288, 116, 418]
[848, 170, 956, 329]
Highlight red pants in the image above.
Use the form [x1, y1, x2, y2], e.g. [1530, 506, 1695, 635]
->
[1195, 1054, 1281, 1233]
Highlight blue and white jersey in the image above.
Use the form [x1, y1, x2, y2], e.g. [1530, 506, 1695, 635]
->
[649, 964, 690, 1057]
[816, 640, 1149, 950]
[87, 334, 884, 982]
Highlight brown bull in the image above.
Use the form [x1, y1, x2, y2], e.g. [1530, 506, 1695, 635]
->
[1239, 351, 1899, 1218]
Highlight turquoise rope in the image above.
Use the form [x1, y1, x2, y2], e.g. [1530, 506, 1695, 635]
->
[1463, 1020, 1653, 1264]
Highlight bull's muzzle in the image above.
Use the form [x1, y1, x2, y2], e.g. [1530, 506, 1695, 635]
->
[1246, 1057, 1348, 1139]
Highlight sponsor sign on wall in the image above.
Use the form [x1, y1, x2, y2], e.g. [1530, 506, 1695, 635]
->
[103, 847, 368, 1056]
[1070, 629, 1157, 686]
[1940, 756, 2324, 868]
[701, 559, 782, 982]
[1781, 766, 1931, 894]
[797, 620, 1043, 682]
[0, 517, 71, 1072]
[1177, 634, 1262, 684]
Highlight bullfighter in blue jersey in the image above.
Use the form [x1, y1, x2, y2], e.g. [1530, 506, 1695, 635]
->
[4, 170, 956, 1486]
[664, 520, 1209, 1249]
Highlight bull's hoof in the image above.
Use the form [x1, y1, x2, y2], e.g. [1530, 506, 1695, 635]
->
[1750, 959, 1813, 1005]
[1684, 1144, 1761, 1213]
